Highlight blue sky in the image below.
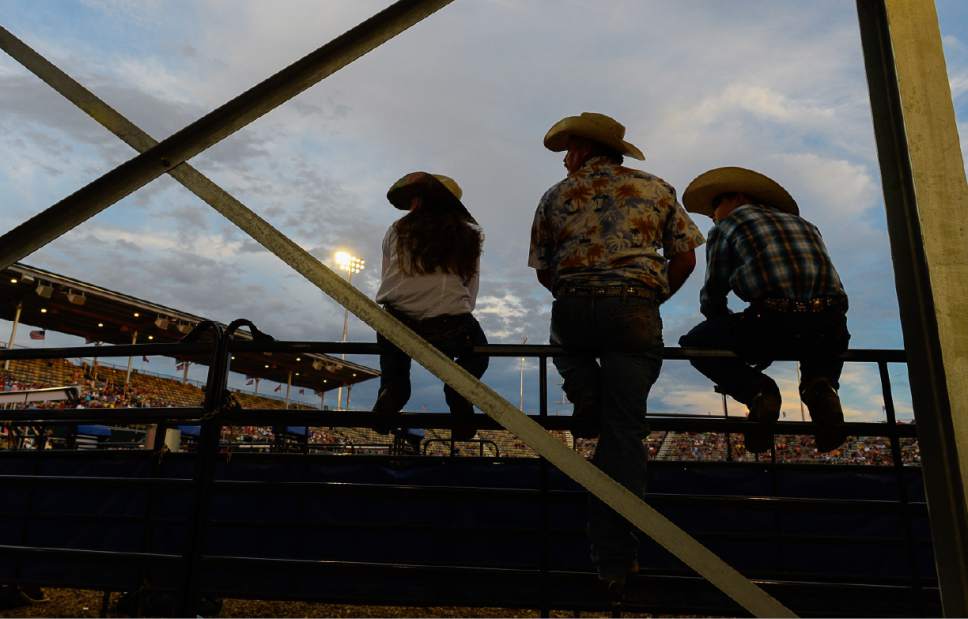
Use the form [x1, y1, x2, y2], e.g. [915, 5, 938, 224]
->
[1, 1, 965, 421]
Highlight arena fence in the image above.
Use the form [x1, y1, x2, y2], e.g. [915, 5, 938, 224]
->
[0, 325, 933, 616]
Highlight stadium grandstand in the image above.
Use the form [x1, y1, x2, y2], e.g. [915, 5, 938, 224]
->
[1, 262, 378, 398]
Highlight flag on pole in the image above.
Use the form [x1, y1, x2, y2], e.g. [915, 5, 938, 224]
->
[274, 384, 282, 392]
[29, 330, 45, 340]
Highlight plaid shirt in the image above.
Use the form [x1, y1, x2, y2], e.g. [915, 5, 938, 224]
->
[528, 157, 704, 296]
[700, 203, 847, 317]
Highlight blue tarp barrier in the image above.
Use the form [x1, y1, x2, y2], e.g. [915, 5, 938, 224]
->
[76, 424, 111, 437]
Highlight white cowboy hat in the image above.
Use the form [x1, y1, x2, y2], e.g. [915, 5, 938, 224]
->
[543, 112, 645, 160]
[682, 166, 799, 217]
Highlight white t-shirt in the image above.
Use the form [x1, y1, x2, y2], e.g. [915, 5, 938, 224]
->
[375, 222, 481, 321]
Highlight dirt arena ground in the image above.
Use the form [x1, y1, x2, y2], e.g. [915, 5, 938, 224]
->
[0, 587, 622, 618]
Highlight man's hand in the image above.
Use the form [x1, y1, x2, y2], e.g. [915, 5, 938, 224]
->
[666, 249, 696, 299]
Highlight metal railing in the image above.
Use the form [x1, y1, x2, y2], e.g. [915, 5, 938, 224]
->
[0, 324, 928, 616]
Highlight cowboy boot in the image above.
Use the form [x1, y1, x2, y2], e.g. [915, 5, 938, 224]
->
[801, 377, 847, 452]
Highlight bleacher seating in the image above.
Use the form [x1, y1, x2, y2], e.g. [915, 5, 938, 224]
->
[1, 358, 921, 466]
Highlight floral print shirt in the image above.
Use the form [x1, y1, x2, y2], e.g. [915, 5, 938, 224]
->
[528, 157, 705, 296]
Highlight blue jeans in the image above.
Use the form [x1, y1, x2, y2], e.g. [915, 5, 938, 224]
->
[678, 308, 849, 404]
[550, 296, 663, 571]
[374, 310, 489, 415]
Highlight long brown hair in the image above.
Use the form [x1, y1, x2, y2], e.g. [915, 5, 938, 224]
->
[395, 203, 482, 282]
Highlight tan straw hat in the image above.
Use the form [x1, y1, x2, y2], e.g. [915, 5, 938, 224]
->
[386, 172, 474, 221]
[682, 166, 799, 217]
[544, 112, 645, 160]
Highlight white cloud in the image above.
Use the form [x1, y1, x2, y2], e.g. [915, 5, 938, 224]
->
[690, 84, 836, 126]
[773, 152, 878, 220]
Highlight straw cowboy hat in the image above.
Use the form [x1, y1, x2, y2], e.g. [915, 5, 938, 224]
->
[543, 112, 645, 161]
[387, 172, 475, 222]
[682, 166, 799, 217]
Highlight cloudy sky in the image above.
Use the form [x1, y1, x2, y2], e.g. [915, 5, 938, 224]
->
[1, 0, 966, 422]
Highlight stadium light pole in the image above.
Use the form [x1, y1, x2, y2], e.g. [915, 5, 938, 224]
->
[334, 251, 364, 410]
[3, 303, 21, 371]
[519, 335, 527, 411]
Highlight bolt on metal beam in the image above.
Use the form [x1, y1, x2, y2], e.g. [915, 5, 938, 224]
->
[0, 0, 455, 270]
[0, 12, 795, 619]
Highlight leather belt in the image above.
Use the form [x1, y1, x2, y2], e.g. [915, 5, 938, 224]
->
[556, 284, 657, 299]
[751, 296, 848, 314]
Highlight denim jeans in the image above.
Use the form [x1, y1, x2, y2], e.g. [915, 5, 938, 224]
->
[550, 295, 663, 571]
[678, 308, 850, 404]
[375, 311, 489, 414]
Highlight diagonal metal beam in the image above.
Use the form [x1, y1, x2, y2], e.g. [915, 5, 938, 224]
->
[0, 22, 796, 619]
[0, 0, 455, 270]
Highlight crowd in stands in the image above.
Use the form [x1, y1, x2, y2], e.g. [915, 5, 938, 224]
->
[1, 358, 922, 466]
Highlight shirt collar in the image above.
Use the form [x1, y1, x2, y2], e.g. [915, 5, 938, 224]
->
[576, 155, 617, 174]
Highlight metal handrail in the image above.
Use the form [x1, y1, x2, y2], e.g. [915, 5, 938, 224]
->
[0, 336, 925, 615]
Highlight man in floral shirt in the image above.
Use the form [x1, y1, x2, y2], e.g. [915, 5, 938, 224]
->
[528, 112, 704, 590]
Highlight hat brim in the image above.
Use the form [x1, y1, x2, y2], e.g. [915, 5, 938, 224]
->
[682, 167, 798, 217]
[387, 172, 475, 222]
[544, 119, 645, 160]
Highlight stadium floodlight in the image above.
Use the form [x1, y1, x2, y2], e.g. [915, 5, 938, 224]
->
[333, 251, 365, 410]
[334, 251, 364, 275]
[154, 316, 169, 330]
[35, 281, 53, 299]
[66, 290, 86, 306]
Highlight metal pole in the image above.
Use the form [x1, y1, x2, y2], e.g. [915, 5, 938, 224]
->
[3, 303, 21, 371]
[285, 371, 292, 408]
[0, 0, 457, 271]
[519, 336, 527, 411]
[91, 342, 99, 380]
[795, 365, 805, 422]
[182, 361, 190, 384]
[337, 270, 352, 410]
[857, 2, 968, 613]
[179, 323, 228, 616]
[538, 356, 550, 618]
[124, 330, 137, 387]
[878, 360, 924, 614]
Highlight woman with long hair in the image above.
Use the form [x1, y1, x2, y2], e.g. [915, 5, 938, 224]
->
[371, 172, 488, 441]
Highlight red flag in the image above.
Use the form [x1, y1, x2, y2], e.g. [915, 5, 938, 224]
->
[29, 330, 45, 341]
[274, 384, 282, 392]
